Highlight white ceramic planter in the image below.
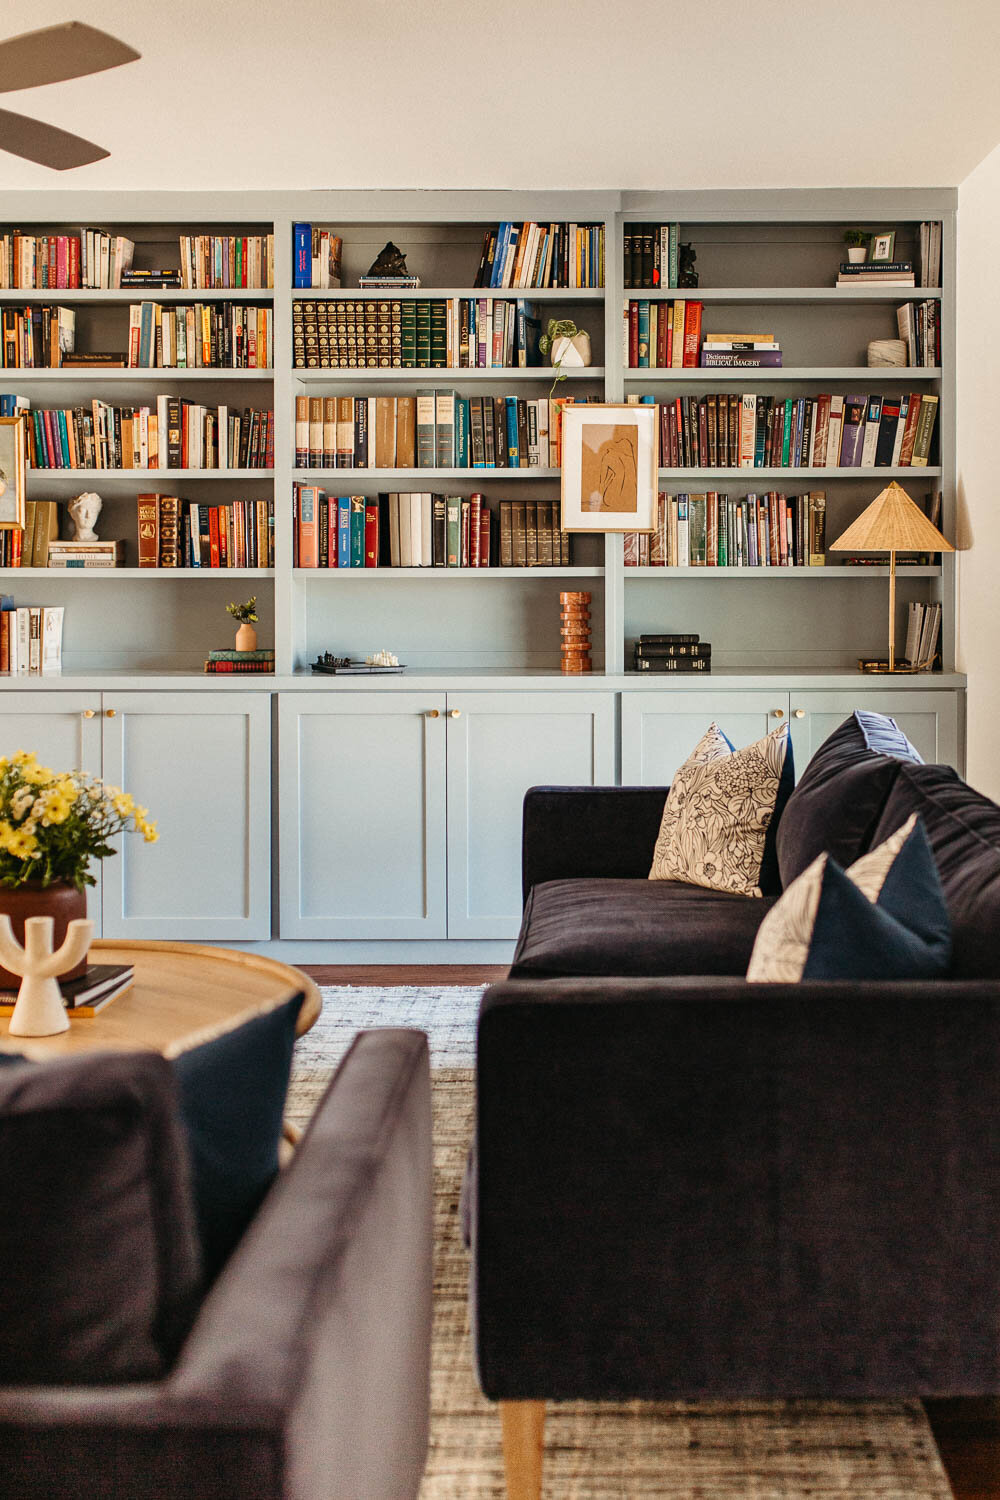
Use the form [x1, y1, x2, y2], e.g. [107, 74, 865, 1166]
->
[550, 331, 592, 368]
[847, 246, 867, 264]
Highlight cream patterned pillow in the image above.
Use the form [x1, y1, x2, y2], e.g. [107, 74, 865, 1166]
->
[746, 813, 951, 983]
[649, 721, 735, 863]
[648, 722, 790, 897]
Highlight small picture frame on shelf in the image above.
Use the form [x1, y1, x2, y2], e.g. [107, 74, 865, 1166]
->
[0, 417, 26, 530]
[560, 403, 657, 533]
[870, 231, 896, 263]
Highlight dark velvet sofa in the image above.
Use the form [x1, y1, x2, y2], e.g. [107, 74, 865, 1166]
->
[468, 714, 1000, 1499]
[0, 1029, 433, 1500]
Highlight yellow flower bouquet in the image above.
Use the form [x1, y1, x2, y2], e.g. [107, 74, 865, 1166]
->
[0, 751, 157, 890]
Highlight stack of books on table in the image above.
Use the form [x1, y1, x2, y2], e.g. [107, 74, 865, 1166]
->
[699, 333, 782, 369]
[836, 261, 916, 288]
[204, 649, 274, 675]
[46, 540, 125, 569]
[0, 964, 133, 1016]
[633, 634, 712, 673]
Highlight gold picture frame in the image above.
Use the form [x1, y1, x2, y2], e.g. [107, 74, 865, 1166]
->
[560, 403, 657, 532]
[0, 416, 26, 530]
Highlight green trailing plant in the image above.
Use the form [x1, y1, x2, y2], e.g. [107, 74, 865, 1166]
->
[538, 317, 583, 399]
[226, 595, 258, 625]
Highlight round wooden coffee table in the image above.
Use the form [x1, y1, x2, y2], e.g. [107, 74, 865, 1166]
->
[0, 939, 322, 1060]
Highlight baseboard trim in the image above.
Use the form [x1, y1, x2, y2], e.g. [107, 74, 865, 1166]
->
[216, 938, 517, 963]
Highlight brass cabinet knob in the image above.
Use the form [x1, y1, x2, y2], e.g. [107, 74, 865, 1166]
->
[449, 709, 461, 719]
[82, 709, 96, 719]
[793, 708, 806, 719]
[105, 708, 117, 718]
[772, 708, 784, 719]
[425, 709, 440, 719]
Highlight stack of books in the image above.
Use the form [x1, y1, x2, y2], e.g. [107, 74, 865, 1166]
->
[633, 634, 711, 673]
[699, 333, 782, 369]
[0, 963, 134, 1016]
[204, 649, 274, 675]
[836, 260, 916, 288]
[47, 540, 124, 570]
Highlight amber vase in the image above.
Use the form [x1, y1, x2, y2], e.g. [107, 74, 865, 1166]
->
[0, 882, 89, 988]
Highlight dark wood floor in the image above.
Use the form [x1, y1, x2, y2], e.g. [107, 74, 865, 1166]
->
[299, 964, 1000, 1498]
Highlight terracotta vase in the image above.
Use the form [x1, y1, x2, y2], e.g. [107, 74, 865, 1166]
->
[235, 623, 258, 652]
[0, 881, 89, 988]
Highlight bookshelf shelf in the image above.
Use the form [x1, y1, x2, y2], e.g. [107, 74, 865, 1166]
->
[657, 467, 943, 480]
[26, 468, 273, 481]
[625, 565, 942, 579]
[293, 287, 604, 302]
[293, 367, 603, 383]
[0, 289, 274, 303]
[295, 566, 604, 579]
[6, 368, 274, 382]
[630, 288, 943, 303]
[0, 568, 274, 580]
[625, 367, 942, 382]
[292, 467, 560, 482]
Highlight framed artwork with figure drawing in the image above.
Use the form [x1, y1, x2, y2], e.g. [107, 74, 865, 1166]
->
[560, 403, 657, 532]
[0, 417, 26, 530]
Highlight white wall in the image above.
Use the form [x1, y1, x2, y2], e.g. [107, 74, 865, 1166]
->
[957, 140, 1000, 797]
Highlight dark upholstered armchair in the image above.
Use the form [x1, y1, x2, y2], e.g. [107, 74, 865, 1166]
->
[0, 1029, 433, 1500]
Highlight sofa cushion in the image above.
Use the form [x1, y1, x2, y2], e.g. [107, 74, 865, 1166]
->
[0, 1049, 202, 1386]
[747, 814, 951, 983]
[871, 762, 1000, 978]
[509, 878, 775, 979]
[172, 990, 304, 1282]
[776, 710, 924, 886]
[649, 723, 792, 897]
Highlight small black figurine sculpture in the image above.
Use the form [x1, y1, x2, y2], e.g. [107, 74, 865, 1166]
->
[678, 243, 699, 288]
[366, 242, 409, 278]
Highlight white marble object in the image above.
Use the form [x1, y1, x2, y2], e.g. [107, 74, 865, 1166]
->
[68, 491, 103, 542]
[0, 915, 93, 1036]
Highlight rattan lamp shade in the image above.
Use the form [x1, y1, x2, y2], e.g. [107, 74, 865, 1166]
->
[829, 482, 953, 673]
[829, 481, 954, 555]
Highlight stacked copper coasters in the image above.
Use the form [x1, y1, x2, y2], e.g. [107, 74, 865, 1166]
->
[560, 590, 592, 673]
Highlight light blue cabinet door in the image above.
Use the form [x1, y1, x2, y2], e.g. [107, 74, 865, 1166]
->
[788, 690, 961, 775]
[620, 692, 786, 784]
[278, 692, 447, 939]
[100, 693, 271, 940]
[0, 692, 104, 931]
[446, 691, 615, 939]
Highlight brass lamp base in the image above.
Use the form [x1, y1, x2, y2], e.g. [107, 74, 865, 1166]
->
[857, 657, 936, 675]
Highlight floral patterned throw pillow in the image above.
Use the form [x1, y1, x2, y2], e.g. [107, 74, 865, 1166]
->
[648, 722, 790, 897]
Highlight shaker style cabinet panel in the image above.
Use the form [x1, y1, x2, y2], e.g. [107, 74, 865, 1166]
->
[278, 692, 448, 939]
[788, 690, 961, 775]
[620, 692, 786, 785]
[100, 693, 271, 940]
[445, 691, 616, 939]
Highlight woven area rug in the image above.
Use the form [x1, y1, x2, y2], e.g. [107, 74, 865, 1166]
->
[289, 986, 954, 1500]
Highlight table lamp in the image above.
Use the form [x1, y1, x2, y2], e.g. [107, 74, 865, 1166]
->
[828, 481, 954, 673]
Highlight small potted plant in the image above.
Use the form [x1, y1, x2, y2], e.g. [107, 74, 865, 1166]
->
[0, 751, 157, 985]
[227, 595, 259, 652]
[538, 318, 591, 399]
[843, 229, 869, 265]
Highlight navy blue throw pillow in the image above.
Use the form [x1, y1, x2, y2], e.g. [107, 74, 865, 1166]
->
[172, 990, 304, 1280]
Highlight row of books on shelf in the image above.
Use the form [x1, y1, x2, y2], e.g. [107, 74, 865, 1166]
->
[19, 398, 274, 470]
[896, 301, 940, 367]
[626, 300, 704, 367]
[292, 225, 343, 289]
[294, 391, 583, 471]
[292, 487, 571, 569]
[1, 305, 75, 368]
[125, 303, 273, 369]
[473, 223, 605, 289]
[623, 225, 682, 290]
[645, 391, 938, 469]
[0, 599, 62, 674]
[0, 231, 274, 290]
[292, 297, 548, 370]
[625, 491, 827, 568]
[138, 496, 273, 569]
[904, 601, 943, 672]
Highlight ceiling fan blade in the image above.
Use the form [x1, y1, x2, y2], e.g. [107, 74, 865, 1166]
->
[0, 107, 108, 170]
[0, 22, 140, 93]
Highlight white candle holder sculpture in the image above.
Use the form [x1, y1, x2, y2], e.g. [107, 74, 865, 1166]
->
[0, 915, 93, 1036]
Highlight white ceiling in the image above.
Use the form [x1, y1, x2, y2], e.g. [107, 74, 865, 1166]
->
[0, 0, 998, 191]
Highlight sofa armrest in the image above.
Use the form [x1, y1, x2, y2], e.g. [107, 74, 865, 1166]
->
[0, 1028, 433, 1500]
[521, 785, 669, 902]
[473, 978, 1000, 1402]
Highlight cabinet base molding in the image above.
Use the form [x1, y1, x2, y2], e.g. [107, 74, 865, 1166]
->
[223, 938, 518, 964]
